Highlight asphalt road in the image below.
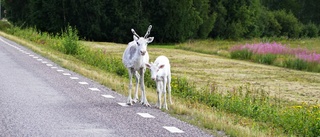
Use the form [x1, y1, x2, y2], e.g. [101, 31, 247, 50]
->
[0, 36, 214, 137]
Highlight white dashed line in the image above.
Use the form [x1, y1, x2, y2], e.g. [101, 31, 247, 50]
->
[101, 95, 115, 98]
[46, 64, 53, 67]
[25, 53, 30, 55]
[89, 88, 100, 91]
[33, 56, 39, 59]
[51, 67, 58, 69]
[63, 73, 71, 76]
[29, 55, 34, 57]
[137, 113, 155, 118]
[70, 77, 79, 80]
[118, 103, 129, 107]
[37, 59, 43, 61]
[79, 82, 88, 85]
[163, 126, 184, 133]
[42, 61, 48, 64]
[57, 70, 64, 72]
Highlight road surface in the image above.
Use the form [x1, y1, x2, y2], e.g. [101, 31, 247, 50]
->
[0, 36, 214, 137]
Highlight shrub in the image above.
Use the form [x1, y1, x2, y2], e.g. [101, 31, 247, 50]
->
[301, 22, 319, 38]
[283, 58, 308, 70]
[62, 25, 79, 55]
[230, 49, 253, 60]
[253, 54, 277, 65]
[0, 20, 12, 31]
[273, 10, 302, 38]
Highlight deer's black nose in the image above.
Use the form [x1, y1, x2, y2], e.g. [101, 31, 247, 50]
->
[140, 51, 146, 56]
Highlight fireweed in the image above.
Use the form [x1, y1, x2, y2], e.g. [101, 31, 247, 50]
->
[230, 42, 320, 72]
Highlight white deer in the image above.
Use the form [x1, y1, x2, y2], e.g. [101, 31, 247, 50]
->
[122, 25, 154, 106]
[146, 56, 172, 110]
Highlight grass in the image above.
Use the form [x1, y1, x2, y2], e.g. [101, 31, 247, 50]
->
[2, 25, 320, 136]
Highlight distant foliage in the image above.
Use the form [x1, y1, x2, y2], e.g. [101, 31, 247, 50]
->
[301, 22, 319, 38]
[273, 10, 302, 38]
[3, 0, 320, 43]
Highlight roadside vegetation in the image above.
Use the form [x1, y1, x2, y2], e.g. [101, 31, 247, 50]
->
[1, 23, 320, 136]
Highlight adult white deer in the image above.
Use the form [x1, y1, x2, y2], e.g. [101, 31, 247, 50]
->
[122, 25, 154, 106]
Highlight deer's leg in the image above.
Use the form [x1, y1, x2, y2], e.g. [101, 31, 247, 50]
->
[133, 71, 140, 103]
[168, 75, 173, 104]
[163, 78, 168, 110]
[127, 68, 134, 105]
[139, 68, 150, 107]
[155, 82, 161, 109]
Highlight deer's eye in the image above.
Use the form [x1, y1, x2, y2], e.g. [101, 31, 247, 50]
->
[136, 42, 140, 46]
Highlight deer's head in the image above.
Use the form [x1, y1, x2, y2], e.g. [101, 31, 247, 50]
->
[131, 25, 154, 56]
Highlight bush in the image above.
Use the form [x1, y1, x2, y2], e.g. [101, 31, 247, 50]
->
[0, 20, 12, 31]
[230, 49, 253, 60]
[253, 54, 277, 65]
[273, 10, 302, 38]
[62, 25, 79, 55]
[301, 22, 319, 38]
[283, 58, 308, 70]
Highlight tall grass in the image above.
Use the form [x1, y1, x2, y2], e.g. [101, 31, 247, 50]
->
[4, 25, 320, 136]
[172, 78, 320, 136]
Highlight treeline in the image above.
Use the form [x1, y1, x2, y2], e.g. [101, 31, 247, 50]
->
[3, 0, 320, 43]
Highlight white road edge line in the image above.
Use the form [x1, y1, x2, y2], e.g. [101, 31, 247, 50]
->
[118, 103, 129, 107]
[137, 113, 155, 118]
[163, 126, 184, 133]
[101, 95, 115, 98]
[89, 88, 100, 91]
[70, 77, 79, 80]
[63, 73, 71, 76]
[79, 82, 88, 85]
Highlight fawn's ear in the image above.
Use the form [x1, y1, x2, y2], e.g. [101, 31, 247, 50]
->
[147, 37, 154, 43]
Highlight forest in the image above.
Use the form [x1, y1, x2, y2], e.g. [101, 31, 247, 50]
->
[3, 0, 320, 43]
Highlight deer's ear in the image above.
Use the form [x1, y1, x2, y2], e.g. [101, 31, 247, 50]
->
[147, 37, 154, 43]
[133, 35, 139, 41]
[145, 63, 151, 68]
[159, 64, 165, 69]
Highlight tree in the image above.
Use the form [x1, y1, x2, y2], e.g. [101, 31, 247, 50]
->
[147, 0, 203, 42]
[193, 0, 217, 39]
[210, 0, 263, 39]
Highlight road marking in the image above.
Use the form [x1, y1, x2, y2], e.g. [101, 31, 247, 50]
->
[42, 61, 48, 64]
[29, 55, 34, 57]
[163, 126, 184, 133]
[37, 59, 42, 61]
[79, 82, 88, 85]
[89, 88, 100, 91]
[33, 56, 39, 59]
[57, 70, 64, 72]
[51, 67, 57, 69]
[63, 73, 71, 76]
[137, 113, 155, 118]
[70, 77, 79, 80]
[102, 95, 115, 98]
[46, 64, 53, 67]
[118, 103, 129, 107]
[25, 53, 30, 55]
